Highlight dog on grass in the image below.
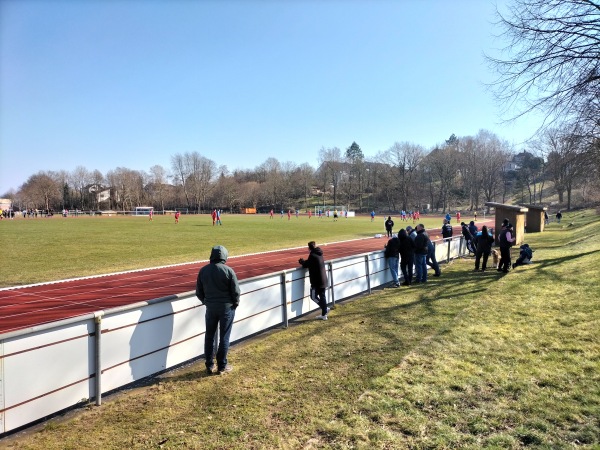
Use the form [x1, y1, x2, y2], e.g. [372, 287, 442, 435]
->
[491, 249, 500, 268]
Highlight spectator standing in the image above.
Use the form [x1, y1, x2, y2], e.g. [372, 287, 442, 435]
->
[413, 224, 430, 283]
[441, 219, 453, 240]
[406, 225, 417, 240]
[384, 216, 394, 238]
[497, 220, 516, 273]
[299, 241, 330, 320]
[544, 210, 549, 225]
[196, 245, 241, 375]
[384, 233, 401, 287]
[556, 210, 563, 223]
[398, 228, 415, 285]
[468, 221, 478, 238]
[473, 225, 495, 271]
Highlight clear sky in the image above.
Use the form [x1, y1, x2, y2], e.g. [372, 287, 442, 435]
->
[0, 0, 541, 195]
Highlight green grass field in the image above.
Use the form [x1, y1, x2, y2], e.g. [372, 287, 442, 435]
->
[1, 210, 599, 449]
[0, 213, 451, 288]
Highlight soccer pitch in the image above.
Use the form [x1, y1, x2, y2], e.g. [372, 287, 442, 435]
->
[0, 213, 444, 287]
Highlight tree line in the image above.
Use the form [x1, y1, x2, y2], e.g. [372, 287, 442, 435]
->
[5, 127, 598, 214]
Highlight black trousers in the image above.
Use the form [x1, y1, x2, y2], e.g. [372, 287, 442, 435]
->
[498, 247, 511, 272]
[474, 249, 490, 270]
[310, 287, 328, 315]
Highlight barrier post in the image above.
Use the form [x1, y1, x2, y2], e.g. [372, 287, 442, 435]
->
[364, 255, 372, 295]
[446, 239, 451, 263]
[328, 262, 335, 307]
[94, 314, 102, 406]
[280, 272, 288, 328]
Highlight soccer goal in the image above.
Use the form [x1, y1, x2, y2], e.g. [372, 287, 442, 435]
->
[135, 206, 154, 216]
[314, 206, 354, 217]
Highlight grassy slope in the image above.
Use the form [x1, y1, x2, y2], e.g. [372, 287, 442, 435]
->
[2, 210, 599, 449]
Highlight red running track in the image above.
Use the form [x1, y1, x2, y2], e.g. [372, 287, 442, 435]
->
[0, 222, 490, 335]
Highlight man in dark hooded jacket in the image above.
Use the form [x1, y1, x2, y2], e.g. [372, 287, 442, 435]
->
[196, 245, 241, 375]
[299, 241, 329, 320]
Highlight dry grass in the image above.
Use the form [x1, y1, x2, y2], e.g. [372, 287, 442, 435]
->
[2, 210, 599, 449]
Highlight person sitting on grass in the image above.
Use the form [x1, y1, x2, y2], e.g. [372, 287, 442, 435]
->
[512, 244, 534, 268]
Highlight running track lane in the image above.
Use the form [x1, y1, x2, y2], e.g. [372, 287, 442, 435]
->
[0, 222, 490, 334]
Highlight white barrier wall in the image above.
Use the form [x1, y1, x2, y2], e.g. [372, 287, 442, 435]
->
[0, 238, 467, 435]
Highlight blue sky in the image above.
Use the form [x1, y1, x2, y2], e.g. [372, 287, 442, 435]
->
[0, 0, 541, 195]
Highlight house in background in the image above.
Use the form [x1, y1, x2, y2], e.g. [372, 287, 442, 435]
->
[0, 198, 12, 212]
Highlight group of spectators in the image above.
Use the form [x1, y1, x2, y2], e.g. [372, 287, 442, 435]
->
[384, 223, 441, 286]
[384, 214, 534, 285]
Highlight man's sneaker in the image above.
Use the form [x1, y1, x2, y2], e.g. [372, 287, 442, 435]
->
[206, 367, 214, 376]
[316, 314, 328, 320]
[218, 365, 233, 375]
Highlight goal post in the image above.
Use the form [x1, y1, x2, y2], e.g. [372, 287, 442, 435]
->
[135, 206, 154, 216]
[314, 205, 351, 216]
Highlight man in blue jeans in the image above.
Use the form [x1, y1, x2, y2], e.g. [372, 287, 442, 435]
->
[384, 233, 401, 287]
[196, 245, 241, 375]
[413, 224, 431, 283]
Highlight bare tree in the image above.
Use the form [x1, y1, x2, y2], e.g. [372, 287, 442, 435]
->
[380, 142, 425, 211]
[148, 165, 169, 211]
[292, 163, 315, 211]
[544, 128, 590, 209]
[171, 154, 192, 208]
[476, 131, 512, 206]
[70, 166, 91, 209]
[19, 172, 62, 211]
[318, 147, 344, 208]
[423, 142, 461, 212]
[106, 167, 144, 211]
[488, 0, 600, 139]
[256, 157, 286, 210]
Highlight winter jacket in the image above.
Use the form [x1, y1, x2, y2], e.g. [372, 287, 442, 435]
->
[461, 225, 474, 241]
[498, 228, 515, 249]
[414, 229, 430, 255]
[196, 245, 241, 309]
[398, 234, 416, 260]
[384, 237, 400, 258]
[384, 219, 394, 231]
[300, 246, 328, 289]
[441, 223, 453, 239]
[468, 223, 478, 237]
[475, 231, 495, 254]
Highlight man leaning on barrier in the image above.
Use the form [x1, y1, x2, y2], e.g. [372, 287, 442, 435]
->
[299, 241, 330, 320]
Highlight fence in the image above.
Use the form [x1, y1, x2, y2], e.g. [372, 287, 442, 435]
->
[0, 236, 468, 435]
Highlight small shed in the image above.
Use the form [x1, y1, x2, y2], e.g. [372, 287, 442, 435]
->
[522, 204, 548, 233]
[485, 202, 529, 245]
